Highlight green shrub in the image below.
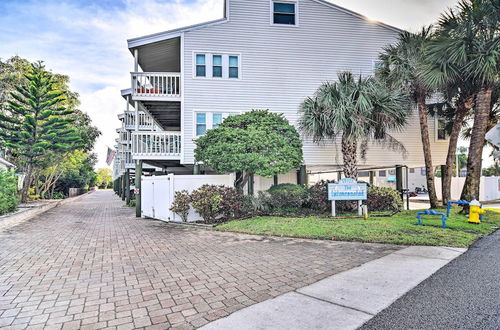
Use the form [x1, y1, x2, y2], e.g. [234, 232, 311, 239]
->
[367, 186, 403, 212]
[0, 169, 19, 215]
[242, 191, 272, 216]
[219, 186, 244, 220]
[191, 185, 243, 223]
[307, 180, 335, 212]
[170, 190, 191, 222]
[267, 184, 309, 211]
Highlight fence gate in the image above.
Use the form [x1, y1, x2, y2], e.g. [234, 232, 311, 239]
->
[141, 178, 155, 219]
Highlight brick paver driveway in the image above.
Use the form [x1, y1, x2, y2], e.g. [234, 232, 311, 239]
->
[0, 191, 401, 329]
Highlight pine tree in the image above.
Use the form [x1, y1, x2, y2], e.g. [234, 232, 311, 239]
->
[0, 62, 81, 202]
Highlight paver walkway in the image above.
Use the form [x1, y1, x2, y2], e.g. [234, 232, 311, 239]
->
[0, 191, 401, 329]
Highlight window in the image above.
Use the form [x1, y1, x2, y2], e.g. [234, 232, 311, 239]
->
[273, 2, 296, 25]
[196, 113, 206, 136]
[358, 171, 369, 177]
[409, 168, 415, 174]
[195, 112, 239, 136]
[437, 118, 447, 140]
[194, 53, 240, 79]
[379, 170, 386, 177]
[212, 113, 223, 129]
[196, 54, 206, 77]
[212, 55, 222, 78]
[229, 56, 239, 78]
[420, 168, 426, 176]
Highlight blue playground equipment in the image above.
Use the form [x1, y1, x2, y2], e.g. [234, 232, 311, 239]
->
[447, 200, 484, 220]
[417, 210, 447, 229]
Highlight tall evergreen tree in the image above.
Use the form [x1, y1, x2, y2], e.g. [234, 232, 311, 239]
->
[0, 62, 81, 202]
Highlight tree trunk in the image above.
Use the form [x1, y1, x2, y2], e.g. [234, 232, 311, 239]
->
[341, 132, 358, 179]
[442, 100, 471, 205]
[21, 161, 33, 203]
[461, 87, 492, 202]
[416, 94, 439, 208]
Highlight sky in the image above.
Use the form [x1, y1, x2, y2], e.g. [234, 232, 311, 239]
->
[0, 0, 470, 169]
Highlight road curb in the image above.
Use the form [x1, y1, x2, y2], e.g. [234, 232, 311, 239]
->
[200, 245, 467, 330]
[0, 191, 93, 232]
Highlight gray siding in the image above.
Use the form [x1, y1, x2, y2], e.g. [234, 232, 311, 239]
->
[182, 0, 448, 167]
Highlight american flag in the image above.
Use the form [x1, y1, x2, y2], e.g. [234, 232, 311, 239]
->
[106, 147, 116, 166]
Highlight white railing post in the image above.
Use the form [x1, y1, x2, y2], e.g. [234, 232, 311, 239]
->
[131, 73, 181, 98]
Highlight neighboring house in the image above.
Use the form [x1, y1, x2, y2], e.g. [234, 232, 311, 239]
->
[0, 156, 15, 170]
[114, 0, 450, 218]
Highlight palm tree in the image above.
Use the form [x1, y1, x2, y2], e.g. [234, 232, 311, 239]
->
[377, 27, 440, 208]
[299, 71, 409, 179]
[423, 0, 499, 204]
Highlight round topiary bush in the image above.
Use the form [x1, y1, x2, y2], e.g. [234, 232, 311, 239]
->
[366, 186, 403, 212]
[267, 183, 309, 211]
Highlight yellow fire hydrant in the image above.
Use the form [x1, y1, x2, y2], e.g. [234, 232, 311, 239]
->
[468, 200, 485, 224]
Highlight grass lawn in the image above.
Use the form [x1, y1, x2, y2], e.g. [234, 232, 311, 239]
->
[216, 207, 500, 247]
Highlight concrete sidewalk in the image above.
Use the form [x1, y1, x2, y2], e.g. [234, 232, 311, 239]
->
[200, 245, 466, 330]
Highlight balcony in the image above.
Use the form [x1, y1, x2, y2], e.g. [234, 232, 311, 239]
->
[122, 111, 156, 131]
[131, 132, 181, 160]
[131, 72, 181, 101]
[116, 129, 131, 144]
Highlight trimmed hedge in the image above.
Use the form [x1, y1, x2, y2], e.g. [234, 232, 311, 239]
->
[267, 183, 309, 211]
[308, 180, 402, 213]
[0, 169, 18, 215]
[367, 186, 403, 212]
[183, 185, 243, 223]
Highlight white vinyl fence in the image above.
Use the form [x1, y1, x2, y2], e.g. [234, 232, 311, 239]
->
[141, 174, 234, 222]
[434, 176, 500, 202]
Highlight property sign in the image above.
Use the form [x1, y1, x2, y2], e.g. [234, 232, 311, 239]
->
[328, 178, 367, 201]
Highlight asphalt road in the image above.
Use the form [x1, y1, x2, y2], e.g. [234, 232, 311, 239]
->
[360, 229, 500, 330]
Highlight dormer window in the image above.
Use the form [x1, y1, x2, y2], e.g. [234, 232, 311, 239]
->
[272, 1, 297, 25]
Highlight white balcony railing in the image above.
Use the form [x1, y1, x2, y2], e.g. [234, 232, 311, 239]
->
[131, 132, 181, 159]
[123, 111, 156, 130]
[117, 130, 130, 144]
[131, 72, 181, 98]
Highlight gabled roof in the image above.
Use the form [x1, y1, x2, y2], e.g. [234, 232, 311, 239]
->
[127, 0, 404, 49]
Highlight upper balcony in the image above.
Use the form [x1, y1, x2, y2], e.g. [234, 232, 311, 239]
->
[131, 72, 181, 101]
[120, 111, 157, 131]
[131, 131, 181, 160]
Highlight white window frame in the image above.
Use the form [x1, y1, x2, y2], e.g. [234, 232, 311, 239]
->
[193, 111, 241, 137]
[195, 54, 207, 78]
[435, 116, 449, 142]
[212, 54, 223, 78]
[192, 52, 242, 80]
[270, 0, 299, 27]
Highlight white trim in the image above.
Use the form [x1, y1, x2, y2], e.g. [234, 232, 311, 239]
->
[192, 110, 242, 137]
[434, 116, 449, 143]
[180, 32, 185, 164]
[192, 51, 242, 80]
[270, 0, 300, 27]
[128, 19, 228, 49]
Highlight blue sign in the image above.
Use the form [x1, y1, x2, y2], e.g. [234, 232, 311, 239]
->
[328, 178, 367, 201]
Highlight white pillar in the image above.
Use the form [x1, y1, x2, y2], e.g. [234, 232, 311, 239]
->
[134, 49, 139, 72]
[134, 101, 139, 132]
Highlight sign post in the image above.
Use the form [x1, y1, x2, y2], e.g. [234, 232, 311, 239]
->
[328, 178, 367, 217]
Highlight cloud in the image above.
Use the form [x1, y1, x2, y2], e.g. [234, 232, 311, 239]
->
[0, 0, 223, 168]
